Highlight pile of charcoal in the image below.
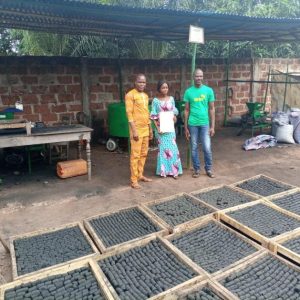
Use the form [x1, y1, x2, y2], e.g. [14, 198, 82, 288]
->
[98, 239, 197, 299]
[237, 177, 292, 196]
[282, 236, 300, 254]
[181, 286, 223, 300]
[171, 221, 256, 273]
[220, 255, 300, 299]
[227, 203, 300, 238]
[14, 226, 94, 276]
[273, 191, 300, 215]
[193, 186, 254, 209]
[149, 195, 214, 227]
[89, 207, 161, 247]
[5, 267, 105, 300]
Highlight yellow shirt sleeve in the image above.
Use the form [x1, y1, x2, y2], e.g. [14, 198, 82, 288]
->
[125, 91, 134, 123]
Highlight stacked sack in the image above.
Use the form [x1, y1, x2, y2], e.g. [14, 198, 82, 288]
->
[272, 109, 300, 144]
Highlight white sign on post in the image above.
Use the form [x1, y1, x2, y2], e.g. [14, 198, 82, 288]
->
[189, 25, 204, 44]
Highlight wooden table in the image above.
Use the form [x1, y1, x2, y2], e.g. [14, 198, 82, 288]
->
[0, 125, 93, 180]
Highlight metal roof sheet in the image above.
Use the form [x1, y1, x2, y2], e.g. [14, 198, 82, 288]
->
[1, 0, 300, 42]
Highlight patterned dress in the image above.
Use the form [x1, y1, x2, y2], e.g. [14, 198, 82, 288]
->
[150, 97, 183, 177]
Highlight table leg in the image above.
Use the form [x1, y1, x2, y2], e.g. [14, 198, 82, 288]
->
[86, 139, 91, 180]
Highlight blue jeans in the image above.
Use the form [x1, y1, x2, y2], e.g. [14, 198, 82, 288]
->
[189, 125, 212, 172]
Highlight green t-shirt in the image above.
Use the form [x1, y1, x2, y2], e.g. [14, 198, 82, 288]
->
[183, 85, 215, 126]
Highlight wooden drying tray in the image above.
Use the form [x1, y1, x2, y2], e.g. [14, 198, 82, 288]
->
[0, 120, 31, 136]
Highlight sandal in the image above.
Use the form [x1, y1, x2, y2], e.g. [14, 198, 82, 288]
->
[139, 176, 153, 182]
[131, 182, 141, 189]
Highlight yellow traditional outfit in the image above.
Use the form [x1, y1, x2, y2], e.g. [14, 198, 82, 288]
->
[125, 88, 150, 185]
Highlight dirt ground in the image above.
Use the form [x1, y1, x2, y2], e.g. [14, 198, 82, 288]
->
[0, 127, 299, 282]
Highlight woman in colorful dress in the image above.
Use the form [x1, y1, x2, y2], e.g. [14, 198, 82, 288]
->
[150, 80, 183, 179]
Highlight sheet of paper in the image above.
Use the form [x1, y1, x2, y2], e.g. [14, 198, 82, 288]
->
[159, 111, 175, 133]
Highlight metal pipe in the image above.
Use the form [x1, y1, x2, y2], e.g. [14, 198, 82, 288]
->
[282, 65, 289, 111]
[224, 79, 300, 84]
[224, 41, 231, 126]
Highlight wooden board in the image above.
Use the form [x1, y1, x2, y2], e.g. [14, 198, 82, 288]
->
[0, 258, 114, 300]
[216, 199, 300, 249]
[83, 205, 169, 254]
[161, 278, 239, 300]
[141, 193, 217, 234]
[268, 227, 300, 265]
[9, 222, 98, 280]
[190, 184, 260, 210]
[93, 236, 207, 300]
[231, 174, 298, 198]
[165, 216, 264, 279]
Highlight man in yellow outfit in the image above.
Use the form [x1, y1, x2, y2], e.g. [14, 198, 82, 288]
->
[125, 74, 153, 189]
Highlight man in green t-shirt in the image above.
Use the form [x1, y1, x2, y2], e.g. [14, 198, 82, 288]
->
[184, 68, 215, 178]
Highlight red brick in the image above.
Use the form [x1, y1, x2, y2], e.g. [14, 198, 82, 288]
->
[103, 66, 116, 75]
[34, 105, 50, 114]
[8, 75, 20, 85]
[98, 76, 112, 83]
[241, 85, 250, 92]
[22, 114, 40, 122]
[74, 93, 82, 101]
[232, 72, 241, 79]
[73, 76, 81, 83]
[0, 87, 8, 94]
[90, 85, 104, 93]
[22, 105, 32, 114]
[40, 94, 56, 104]
[213, 73, 222, 79]
[105, 85, 119, 93]
[22, 94, 39, 104]
[1, 95, 20, 105]
[57, 76, 72, 84]
[58, 94, 74, 102]
[235, 105, 246, 112]
[65, 66, 80, 74]
[165, 74, 176, 81]
[69, 104, 83, 111]
[21, 76, 38, 84]
[205, 74, 212, 79]
[236, 92, 244, 98]
[31, 85, 49, 94]
[66, 85, 82, 94]
[11, 86, 29, 95]
[51, 104, 67, 113]
[8, 67, 27, 74]
[91, 103, 104, 110]
[42, 113, 58, 122]
[49, 85, 66, 94]
[89, 94, 97, 101]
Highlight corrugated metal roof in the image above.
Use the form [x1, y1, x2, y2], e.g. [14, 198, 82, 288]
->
[1, 0, 300, 42]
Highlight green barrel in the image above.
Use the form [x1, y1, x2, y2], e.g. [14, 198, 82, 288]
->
[108, 103, 130, 138]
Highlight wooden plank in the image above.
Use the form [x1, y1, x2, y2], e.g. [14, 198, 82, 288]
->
[165, 217, 263, 279]
[0, 121, 31, 135]
[9, 222, 98, 280]
[0, 258, 115, 300]
[142, 193, 217, 234]
[167, 278, 239, 300]
[268, 228, 300, 265]
[266, 187, 300, 202]
[83, 205, 169, 254]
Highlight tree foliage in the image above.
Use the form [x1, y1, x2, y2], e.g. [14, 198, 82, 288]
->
[3, 0, 300, 58]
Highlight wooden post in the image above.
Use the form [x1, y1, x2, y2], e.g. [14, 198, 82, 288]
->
[80, 58, 92, 127]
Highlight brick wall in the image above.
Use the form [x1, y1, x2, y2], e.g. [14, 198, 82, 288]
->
[1, 56, 300, 136]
